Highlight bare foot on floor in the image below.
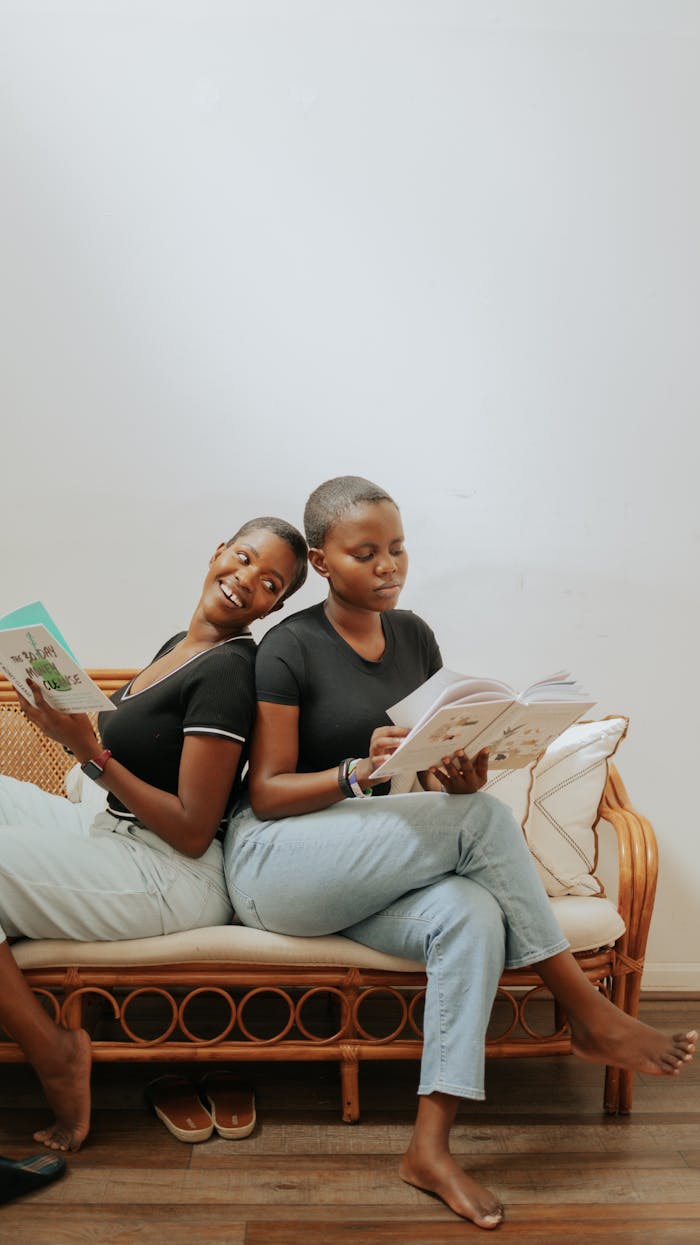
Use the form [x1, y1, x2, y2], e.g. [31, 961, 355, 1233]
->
[400, 1148, 504, 1230]
[33, 1027, 92, 1152]
[570, 995, 696, 1076]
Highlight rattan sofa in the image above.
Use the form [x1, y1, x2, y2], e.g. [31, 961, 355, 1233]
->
[0, 672, 658, 1119]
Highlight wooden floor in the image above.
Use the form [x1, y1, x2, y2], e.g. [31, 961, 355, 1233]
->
[0, 998, 698, 1244]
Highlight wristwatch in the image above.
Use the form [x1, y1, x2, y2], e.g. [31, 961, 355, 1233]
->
[81, 749, 112, 781]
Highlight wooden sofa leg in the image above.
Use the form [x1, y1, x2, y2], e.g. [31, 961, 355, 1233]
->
[340, 1057, 360, 1124]
[604, 1064, 621, 1114]
[616, 969, 643, 1114]
[604, 969, 641, 1114]
[618, 1069, 634, 1114]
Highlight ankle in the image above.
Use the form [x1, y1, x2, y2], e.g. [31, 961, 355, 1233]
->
[36, 1025, 82, 1076]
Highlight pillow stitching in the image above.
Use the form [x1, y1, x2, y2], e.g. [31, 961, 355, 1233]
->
[506, 718, 629, 897]
[528, 720, 629, 897]
[525, 843, 569, 891]
[529, 843, 602, 896]
[484, 764, 536, 830]
[532, 757, 606, 801]
[533, 802, 596, 870]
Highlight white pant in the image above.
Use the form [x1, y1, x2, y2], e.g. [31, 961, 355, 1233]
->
[0, 775, 233, 943]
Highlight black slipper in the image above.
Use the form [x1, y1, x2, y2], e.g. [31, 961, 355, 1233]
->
[0, 1153, 66, 1204]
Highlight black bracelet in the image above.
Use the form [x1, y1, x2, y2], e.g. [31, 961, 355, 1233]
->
[337, 757, 354, 798]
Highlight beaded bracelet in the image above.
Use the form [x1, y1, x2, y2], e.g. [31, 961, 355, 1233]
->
[347, 758, 372, 798]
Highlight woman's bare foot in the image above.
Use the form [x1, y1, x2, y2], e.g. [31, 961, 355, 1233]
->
[32, 1027, 92, 1152]
[570, 992, 696, 1075]
[400, 1145, 504, 1230]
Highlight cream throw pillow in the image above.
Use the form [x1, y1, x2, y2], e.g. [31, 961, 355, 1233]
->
[484, 764, 536, 828]
[524, 717, 629, 897]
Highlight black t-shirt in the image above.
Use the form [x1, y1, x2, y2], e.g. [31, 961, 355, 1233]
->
[98, 632, 256, 820]
[255, 603, 442, 794]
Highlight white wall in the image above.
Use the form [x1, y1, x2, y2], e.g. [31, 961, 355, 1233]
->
[1, 0, 698, 988]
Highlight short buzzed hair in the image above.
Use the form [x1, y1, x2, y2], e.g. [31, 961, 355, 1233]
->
[303, 477, 397, 549]
[227, 516, 308, 603]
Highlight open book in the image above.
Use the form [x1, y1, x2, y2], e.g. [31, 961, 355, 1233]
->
[370, 669, 595, 781]
[0, 601, 116, 713]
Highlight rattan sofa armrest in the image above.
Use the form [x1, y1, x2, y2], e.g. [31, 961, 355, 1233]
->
[598, 763, 658, 968]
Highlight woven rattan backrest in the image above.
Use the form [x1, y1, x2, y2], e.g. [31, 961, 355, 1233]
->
[0, 671, 136, 796]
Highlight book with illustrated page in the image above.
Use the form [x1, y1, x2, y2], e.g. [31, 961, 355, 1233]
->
[370, 668, 595, 780]
[0, 601, 116, 713]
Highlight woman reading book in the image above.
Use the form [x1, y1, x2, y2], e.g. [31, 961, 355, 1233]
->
[224, 476, 696, 1231]
[0, 516, 308, 1153]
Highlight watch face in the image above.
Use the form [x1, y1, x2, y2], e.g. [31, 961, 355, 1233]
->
[81, 760, 104, 780]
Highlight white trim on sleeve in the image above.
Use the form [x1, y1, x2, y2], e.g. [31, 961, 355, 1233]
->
[183, 727, 246, 743]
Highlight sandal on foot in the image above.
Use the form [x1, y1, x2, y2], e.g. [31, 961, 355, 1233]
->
[199, 1073, 256, 1139]
[0, 1153, 66, 1204]
[146, 1075, 214, 1143]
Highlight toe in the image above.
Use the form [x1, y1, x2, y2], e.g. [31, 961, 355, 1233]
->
[476, 1207, 504, 1229]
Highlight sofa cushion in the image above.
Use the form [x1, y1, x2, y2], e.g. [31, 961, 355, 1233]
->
[524, 717, 629, 897]
[11, 895, 624, 972]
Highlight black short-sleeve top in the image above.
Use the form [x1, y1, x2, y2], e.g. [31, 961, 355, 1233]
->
[98, 631, 256, 821]
[255, 603, 442, 793]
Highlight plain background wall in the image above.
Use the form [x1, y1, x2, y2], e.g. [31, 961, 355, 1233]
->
[1, 0, 698, 987]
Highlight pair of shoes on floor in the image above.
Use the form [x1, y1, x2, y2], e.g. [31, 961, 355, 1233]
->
[146, 1073, 256, 1144]
[0, 1153, 66, 1204]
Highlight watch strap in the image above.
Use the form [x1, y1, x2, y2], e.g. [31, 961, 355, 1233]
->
[81, 748, 112, 778]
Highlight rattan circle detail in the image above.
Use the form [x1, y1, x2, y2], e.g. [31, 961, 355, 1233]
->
[120, 988, 178, 1045]
[407, 989, 426, 1037]
[236, 987, 295, 1044]
[59, 987, 119, 1029]
[519, 984, 569, 1039]
[295, 987, 350, 1043]
[32, 988, 61, 1024]
[178, 988, 237, 1045]
[484, 988, 519, 1043]
[352, 987, 408, 1044]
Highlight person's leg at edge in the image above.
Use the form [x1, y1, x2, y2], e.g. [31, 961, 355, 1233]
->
[0, 779, 92, 1150]
[0, 782, 232, 1151]
[0, 940, 91, 1151]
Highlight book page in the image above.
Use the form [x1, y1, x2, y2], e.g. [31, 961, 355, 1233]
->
[0, 620, 116, 713]
[371, 697, 595, 780]
[372, 699, 515, 779]
[519, 671, 590, 702]
[467, 700, 595, 768]
[388, 669, 514, 730]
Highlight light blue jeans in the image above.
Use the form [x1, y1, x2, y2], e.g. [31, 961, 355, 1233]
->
[0, 775, 233, 944]
[224, 790, 569, 1100]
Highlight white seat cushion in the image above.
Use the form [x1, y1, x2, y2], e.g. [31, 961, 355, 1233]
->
[12, 896, 624, 971]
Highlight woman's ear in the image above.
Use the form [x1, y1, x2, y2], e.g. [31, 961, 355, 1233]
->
[209, 541, 227, 566]
[308, 548, 330, 579]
